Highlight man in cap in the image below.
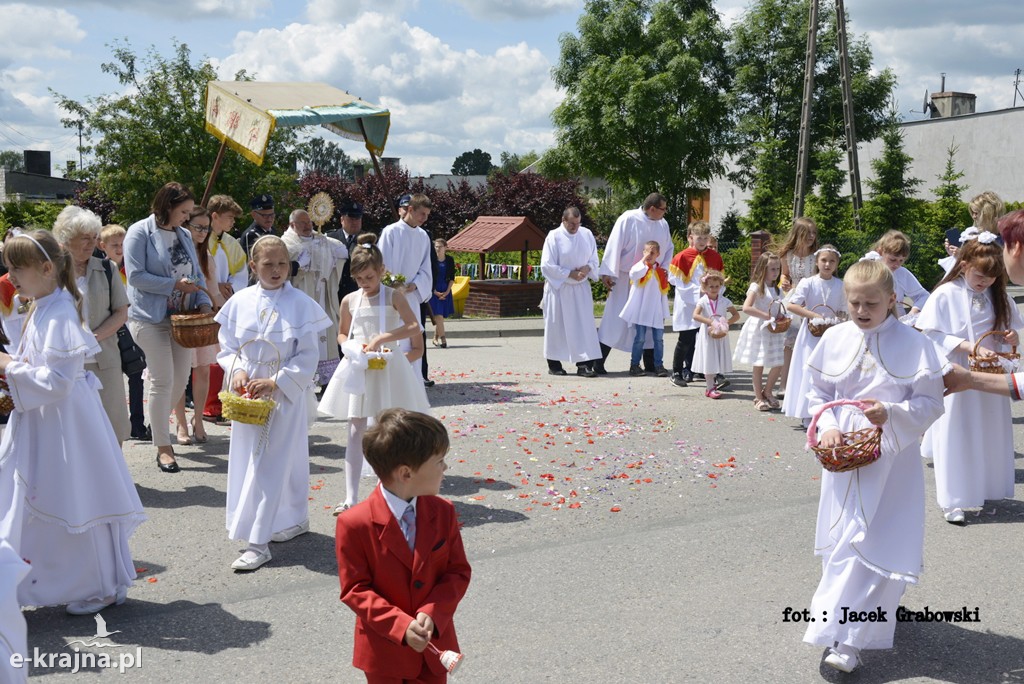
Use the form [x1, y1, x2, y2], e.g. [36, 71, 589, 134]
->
[327, 199, 366, 300]
[379, 193, 435, 386]
[240, 194, 276, 258]
[282, 209, 348, 382]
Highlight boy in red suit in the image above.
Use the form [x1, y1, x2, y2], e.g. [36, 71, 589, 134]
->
[336, 409, 471, 683]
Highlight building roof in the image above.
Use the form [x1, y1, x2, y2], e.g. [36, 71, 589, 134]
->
[446, 216, 547, 253]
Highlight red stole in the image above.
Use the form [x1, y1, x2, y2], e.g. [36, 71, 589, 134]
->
[670, 248, 723, 284]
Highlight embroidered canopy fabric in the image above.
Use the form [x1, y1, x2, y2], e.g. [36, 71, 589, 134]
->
[205, 81, 391, 165]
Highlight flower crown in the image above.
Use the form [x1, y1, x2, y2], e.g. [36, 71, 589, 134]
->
[814, 247, 841, 258]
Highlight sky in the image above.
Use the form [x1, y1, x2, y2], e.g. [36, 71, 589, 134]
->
[1, 0, 1023, 178]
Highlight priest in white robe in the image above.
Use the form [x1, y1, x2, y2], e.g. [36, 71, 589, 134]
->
[282, 209, 348, 376]
[596, 193, 673, 373]
[541, 207, 601, 377]
[379, 194, 434, 384]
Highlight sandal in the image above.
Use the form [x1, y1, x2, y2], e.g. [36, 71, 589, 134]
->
[191, 416, 208, 443]
[754, 399, 771, 412]
[763, 393, 781, 410]
[176, 427, 193, 446]
[431, 337, 440, 347]
[440, 336, 447, 348]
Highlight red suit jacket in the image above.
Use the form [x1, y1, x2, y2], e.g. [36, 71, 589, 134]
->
[336, 486, 471, 678]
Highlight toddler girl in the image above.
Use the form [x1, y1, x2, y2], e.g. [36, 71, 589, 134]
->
[319, 235, 429, 514]
[733, 252, 786, 411]
[690, 270, 739, 398]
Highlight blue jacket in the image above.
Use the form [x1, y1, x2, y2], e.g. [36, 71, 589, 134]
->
[124, 214, 212, 324]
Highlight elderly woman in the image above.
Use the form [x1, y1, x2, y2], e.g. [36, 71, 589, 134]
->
[53, 205, 131, 446]
[124, 182, 213, 473]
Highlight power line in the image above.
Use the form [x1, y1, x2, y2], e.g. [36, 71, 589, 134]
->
[0, 118, 53, 144]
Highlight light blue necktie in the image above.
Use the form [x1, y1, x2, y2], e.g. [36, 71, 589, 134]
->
[400, 504, 416, 551]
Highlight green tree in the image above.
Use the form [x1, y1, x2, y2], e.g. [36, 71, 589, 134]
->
[52, 41, 301, 224]
[728, 0, 895, 229]
[0, 151, 25, 172]
[861, 109, 923, 234]
[296, 137, 352, 178]
[451, 149, 495, 176]
[804, 144, 851, 241]
[550, 0, 732, 225]
[498, 150, 541, 174]
[930, 142, 969, 233]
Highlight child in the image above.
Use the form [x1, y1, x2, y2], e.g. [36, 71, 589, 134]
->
[336, 408, 471, 683]
[690, 270, 739, 398]
[319, 235, 429, 515]
[100, 223, 150, 441]
[430, 238, 455, 348]
[802, 259, 944, 673]
[621, 240, 670, 377]
[777, 217, 820, 395]
[733, 252, 786, 411]
[865, 230, 928, 319]
[917, 234, 1023, 523]
[669, 221, 724, 387]
[216, 235, 332, 571]
[782, 245, 845, 423]
[0, 231, 146, 613]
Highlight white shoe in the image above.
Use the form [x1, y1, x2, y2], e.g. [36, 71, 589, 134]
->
[271, 520, 309, 543]
[66, 586, 127, 615]
[231, 547, 272, 571]
[333, 502, 351, 517]
[824, 647, 860, 673]
[944, 508, 966, 524]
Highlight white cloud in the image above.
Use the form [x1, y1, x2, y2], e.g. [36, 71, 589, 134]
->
[23, 0, 269, 19]
[452, 0, 579, 20]
[0, 4, 84, 63]
[215, 15, 558, 174]
[306, 0, 415, 23]
[1, 67, 47, 86]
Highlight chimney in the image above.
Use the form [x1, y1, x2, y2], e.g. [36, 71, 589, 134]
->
[23, 150, 51, 176]
[930, 75, 976, 119]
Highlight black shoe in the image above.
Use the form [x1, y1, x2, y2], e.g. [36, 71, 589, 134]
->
[670, 373, 688, 387]
[628, 364, 645, 376]
[654, 366, 670, 378]
[593, 362, 608, 376]
[548, 368, 568, 376]
[693, 373, 706, 380]
[423, 379, 436, 387]
[714, 374, 730, 390]
[130, 425, 152, 441]
[202, 414, 221, 424]
[157, 453, 180, 473]
[576, 365, 597, 378]
[681, 371, 694, 383]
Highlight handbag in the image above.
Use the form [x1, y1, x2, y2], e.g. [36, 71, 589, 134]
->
[117, 325, 147, 375]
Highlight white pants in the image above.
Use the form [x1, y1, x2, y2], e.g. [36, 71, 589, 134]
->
[129, 319, 192, 447]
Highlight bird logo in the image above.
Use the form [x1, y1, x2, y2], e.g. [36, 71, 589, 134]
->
[65, 613, 123, 648]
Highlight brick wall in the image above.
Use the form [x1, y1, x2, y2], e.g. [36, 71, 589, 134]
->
[463, 280, 544, 317]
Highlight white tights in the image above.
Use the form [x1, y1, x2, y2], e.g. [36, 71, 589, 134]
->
[344, 417, 368, 507]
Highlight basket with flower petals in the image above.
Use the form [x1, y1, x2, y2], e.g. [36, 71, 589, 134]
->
[0, 376, 14, 415]
[969, 329, 1020, 374]
[806, 399, 882, 473]
[808, 305, 845, 338]
[766, 300, 791, 334]
[218, 340, 280, 425]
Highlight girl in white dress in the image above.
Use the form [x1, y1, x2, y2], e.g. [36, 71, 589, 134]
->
[319, 235, 429, 514]
[733, 252, 787, 411]
[865, 231, 929, 320]
[691, 270, 739, 399]
[777, 217, 819, 394]
[783, 246, 845, 423]
[0, 231, 146, 614]
[216, 236, 332, 571]
[803, 259, 945, 674]
[917, 233, 1023, 523]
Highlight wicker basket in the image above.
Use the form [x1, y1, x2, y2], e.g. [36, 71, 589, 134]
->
[766, 300, 791, 334]
[171, 310, 220, 348]
[219, 340, 280, 425]
[806, 399, 882, 473]
[0, 376, 14, 415]
[969, 329, 1020, 374]
[807, 305, 844, 338]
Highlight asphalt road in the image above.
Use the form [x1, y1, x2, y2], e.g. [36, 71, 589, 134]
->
[18, 329, 1024, 683]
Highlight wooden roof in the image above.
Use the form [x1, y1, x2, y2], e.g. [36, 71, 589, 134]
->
[446, 216, 546, 253]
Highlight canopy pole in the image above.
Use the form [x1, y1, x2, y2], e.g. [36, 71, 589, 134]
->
[201, 137, 229, 207]
[358, 119, 399, 221]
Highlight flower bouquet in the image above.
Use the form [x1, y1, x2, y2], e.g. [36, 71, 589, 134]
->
[381, 271, 406, 288]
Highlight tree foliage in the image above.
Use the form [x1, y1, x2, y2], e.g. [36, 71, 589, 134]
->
[296, 137, 352, 178]
[550, 0, 732, 225]
[930, 143, 969, 233]
[51, 41, 301, 224]
[498, 151, 541, 174]
[728, 0, 895, 231]
[0, 151, 25, 172]
[804, 144, 852, 241]
[451, 149, 495, 176]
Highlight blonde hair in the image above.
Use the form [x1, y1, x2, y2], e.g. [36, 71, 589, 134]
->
[701, 268, 726, 287]
[207, 194, 243, 217]
[100, 224, 126, 243]
[750, 252, 781, 297]
[687, 220, 711, 238]
[250, 234, 288, 262]
[433, 238, 447, 250]
[844, 259, 896, 316]
[969, 191, 1004, 233]
[873, 230, 911, 258]
[3, 230, 84, 323]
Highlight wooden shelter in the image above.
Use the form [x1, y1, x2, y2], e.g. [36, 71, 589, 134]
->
[446, 216, 547, 317]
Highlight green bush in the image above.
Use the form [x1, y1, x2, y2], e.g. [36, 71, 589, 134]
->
[721, 244, 752, 302]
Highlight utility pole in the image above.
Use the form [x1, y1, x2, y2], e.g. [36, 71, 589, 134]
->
[1014, 68, 1023, 108]
[792, 0, 863, 229]
[76, 120, 83, 170]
